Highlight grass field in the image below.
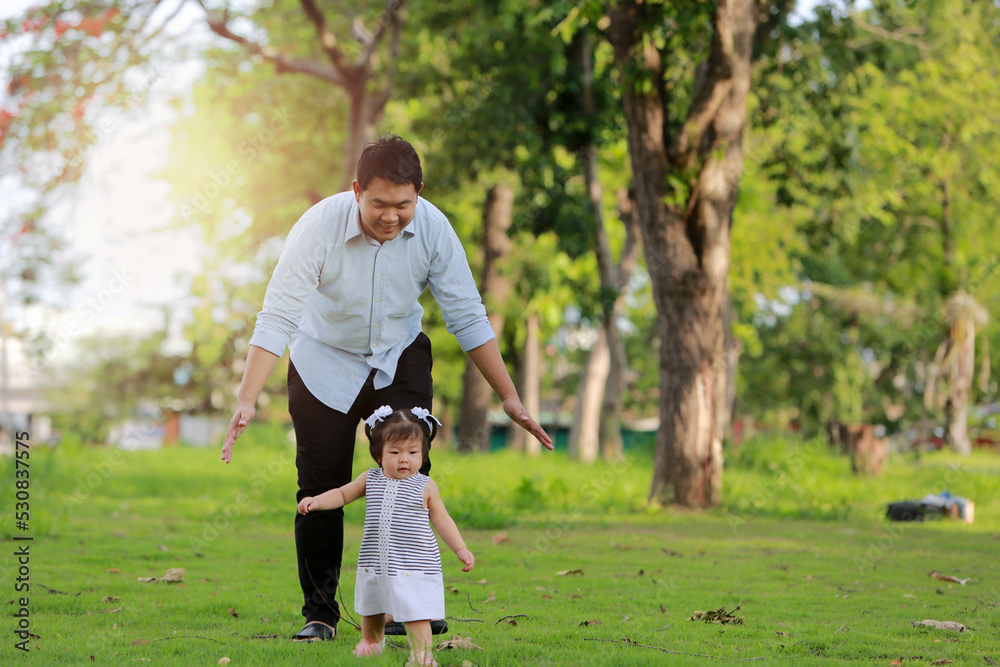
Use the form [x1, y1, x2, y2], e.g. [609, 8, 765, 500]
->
[2, 425, 999, 665]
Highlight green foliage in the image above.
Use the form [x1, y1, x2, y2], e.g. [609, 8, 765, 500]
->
[738, 0, 1000, 435]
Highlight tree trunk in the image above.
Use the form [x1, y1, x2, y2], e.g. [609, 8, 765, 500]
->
[507, 312, 542, 455]
[569, 326, 611, 463]
[608, 0, 758, 507]
[457, 183, 514, 453]
[568, 33, 635, 463]
[343, 83, 379, 191]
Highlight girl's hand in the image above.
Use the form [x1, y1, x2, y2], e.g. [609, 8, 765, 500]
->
[456, 548, 475, 572]
[297, 497, 315, 515]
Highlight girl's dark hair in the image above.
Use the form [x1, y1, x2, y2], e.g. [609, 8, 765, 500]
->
[356, 135, 423, 191]
[365, 409, 436, 466]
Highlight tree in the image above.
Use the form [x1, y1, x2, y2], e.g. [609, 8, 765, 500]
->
[741, 0, 1000, 450]
[602, 0, 788, 506]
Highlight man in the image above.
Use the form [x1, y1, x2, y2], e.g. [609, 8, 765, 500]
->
[221, 135, 552, 641]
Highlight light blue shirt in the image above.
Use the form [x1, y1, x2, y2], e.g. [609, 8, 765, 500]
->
[248, 191, 494, 412]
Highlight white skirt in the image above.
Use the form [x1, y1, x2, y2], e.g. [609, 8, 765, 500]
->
[354, 567, 445, 622]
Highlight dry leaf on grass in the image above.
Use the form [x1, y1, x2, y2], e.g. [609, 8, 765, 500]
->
[929, 571, 971, 585]
[107, 569, 121, 575]
[138, 568, 186, 584]
[483, 592, 496, 604]
[579, 619, 602, 626]
[911, 620, 968, 632]
[930, 660, 953, 665]
[890, 661, 902, 666]
[100, 606, 122, 613]
[227, 607, 238, 618]
[689, 604, 745, 625]
[435, 635, 483, 651]
[218, 658, 231, 665]
[983, 657, 997, 666]
[492, 532, 509, 546]
[102, 596, 119, 603]
[131, 639, 149, 646]
[556, 569, 584, 576]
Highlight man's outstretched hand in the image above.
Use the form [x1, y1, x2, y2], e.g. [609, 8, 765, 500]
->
[502, 397, 554, 450]
[221, 401, 255, 463]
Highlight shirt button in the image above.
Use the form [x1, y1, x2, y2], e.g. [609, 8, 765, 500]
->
[376, 273, 382, 278]
[375, 298, 380, 303]
[374, 323, 379, 328]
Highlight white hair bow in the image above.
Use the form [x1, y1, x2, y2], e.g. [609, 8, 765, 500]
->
[364, 405, 394, 430]
[410, 407, 441, 431]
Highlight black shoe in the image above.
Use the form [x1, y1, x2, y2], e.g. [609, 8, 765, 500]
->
[291, 621, 336, 641]
[384, 619, 448, 636]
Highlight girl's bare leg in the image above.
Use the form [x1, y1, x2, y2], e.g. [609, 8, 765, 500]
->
[404, 620, 435, 665]
[361, 613, 385, 644]
[353, 614, 386, 656]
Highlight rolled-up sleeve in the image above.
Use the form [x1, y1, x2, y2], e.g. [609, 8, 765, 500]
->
[427, 222, 495, 352]
[248, 212, 325, 357]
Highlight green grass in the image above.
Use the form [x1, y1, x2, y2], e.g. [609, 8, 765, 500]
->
[2, 428, 999, 665]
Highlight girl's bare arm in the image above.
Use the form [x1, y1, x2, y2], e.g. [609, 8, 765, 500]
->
[426, 479, 474, 571]
[298, 470, 368, 514]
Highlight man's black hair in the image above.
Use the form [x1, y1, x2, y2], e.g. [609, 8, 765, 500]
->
[356, 134, 423, 191]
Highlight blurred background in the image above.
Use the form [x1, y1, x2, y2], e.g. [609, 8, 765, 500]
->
[1, 0, 997, 507]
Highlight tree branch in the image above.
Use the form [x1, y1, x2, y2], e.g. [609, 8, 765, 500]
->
[849, 13, 931, 51]
[299, 0, 355, 76]
[195, 0, 346, 85]
[358, 0, 405, 67]
[668, 3, 733, 167]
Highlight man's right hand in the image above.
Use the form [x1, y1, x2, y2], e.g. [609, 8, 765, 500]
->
[222, 401, 256, 463]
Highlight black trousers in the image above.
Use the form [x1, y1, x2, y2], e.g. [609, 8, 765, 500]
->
[288, 332, 433, 626]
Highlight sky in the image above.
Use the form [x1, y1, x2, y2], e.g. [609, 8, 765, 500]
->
[0, 0, 845, 363]
[1, 0, 208, 360]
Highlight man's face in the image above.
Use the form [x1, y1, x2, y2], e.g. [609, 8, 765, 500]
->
[353, 177, 423, 244]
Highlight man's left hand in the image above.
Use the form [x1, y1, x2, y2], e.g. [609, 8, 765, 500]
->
[502, 397, 554, 450]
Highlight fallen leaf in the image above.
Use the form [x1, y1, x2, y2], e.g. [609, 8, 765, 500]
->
[131, 639, 149, 646]
[219, 658, 231, 665]
[536, 587, 545, 592]
[661, 548, 683, 557]
[776, 631, 796, 637]
[659, 605, 667, 614]
[228, 607, 238, 618]
[911, 620, 968, 632]
[435, 635, 483, 651]
[931, 660, 953, 665]
[461, 661, 476, 667]
[984, 657, 997, 666]
[483, 592, 496, 604]
[637, 569, 644, 576]
[100, 606, 122, 613]
[448, 586, 459, 595]
[890, 661, 903, 666]
[541, 595, 552, 599]
[929, 571, 971, 586]
[903, 594, 917, 599]
[477, 579, 487, 585]
[107, 569, 121, 575]
[579, 619, 602, 626]
[689, 604, 745, 625]
[556, 569, 584, 576]
[160, 568, 185, 583]
[158, 545, 169, 552]
[612, 542, 633, 550]
[102, 596, 119, 603]
[492, 532, 509, 546]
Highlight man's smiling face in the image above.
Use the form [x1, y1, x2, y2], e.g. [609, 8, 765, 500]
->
[353, 177, 423, 244]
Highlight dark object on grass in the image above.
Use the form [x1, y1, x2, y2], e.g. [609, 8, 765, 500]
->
[887, 501, 929, 522]
[887, 491, 975, 523]
[384, 619, 448, 636]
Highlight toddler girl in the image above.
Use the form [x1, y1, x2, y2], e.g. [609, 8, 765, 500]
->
[298, 406, 474, 667]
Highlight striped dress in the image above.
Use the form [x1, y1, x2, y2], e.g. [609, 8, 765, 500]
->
[354, 468, 445, 622]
